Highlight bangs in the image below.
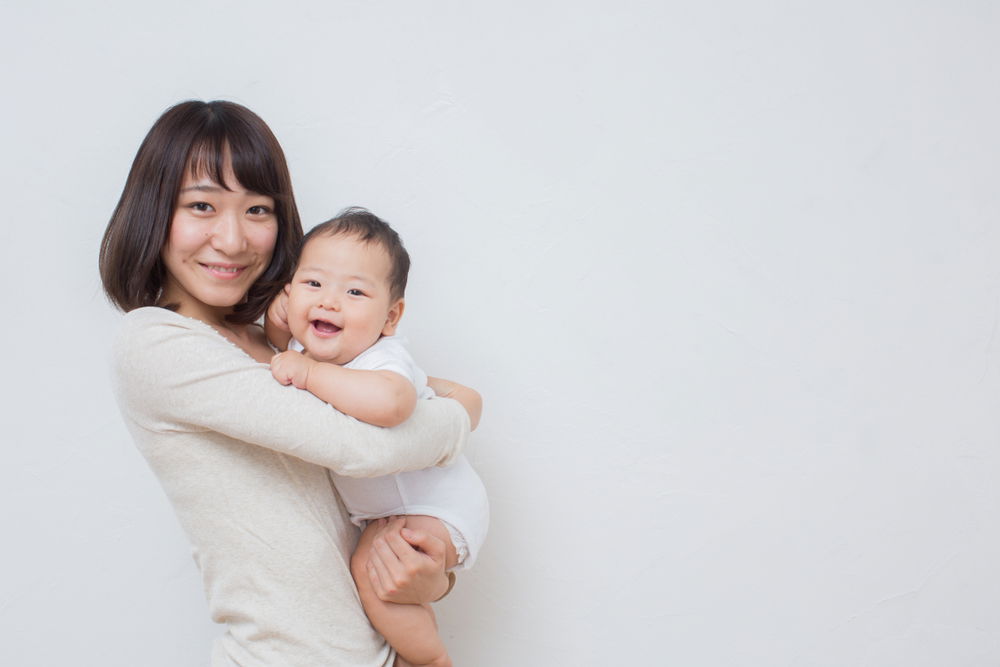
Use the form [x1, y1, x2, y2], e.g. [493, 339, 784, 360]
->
[185, 118, 285, 198]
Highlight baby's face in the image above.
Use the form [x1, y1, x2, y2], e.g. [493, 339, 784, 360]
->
[286, 233, 402, 365]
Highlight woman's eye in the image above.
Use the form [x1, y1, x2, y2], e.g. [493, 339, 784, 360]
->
[190, 202, 213, 212]
[347, 289, 364, 296]
[248, 205, 272, 216]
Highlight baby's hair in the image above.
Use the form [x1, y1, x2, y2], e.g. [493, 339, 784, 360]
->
[302, 208, 410, 301]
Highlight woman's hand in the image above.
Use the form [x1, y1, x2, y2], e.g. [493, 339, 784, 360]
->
[366, 517, 451, 604]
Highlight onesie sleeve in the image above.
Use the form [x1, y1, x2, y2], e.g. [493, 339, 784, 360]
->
[111, 309, 469, 477]
[345, 336, 422, 385]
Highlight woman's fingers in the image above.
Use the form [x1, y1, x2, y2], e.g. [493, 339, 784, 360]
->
[372, 517, 410, 574]
[366, 517, 448, 604]
[366, 547, 392, 598]
[380, 517, 419, 561]
[366, 518, 405, 598]
[400, 525, 446, 561]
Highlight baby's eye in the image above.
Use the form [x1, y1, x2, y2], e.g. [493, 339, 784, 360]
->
[306, 280, 321, 288]
[247, 205, 272, 216]
[347, 288, 365, 296]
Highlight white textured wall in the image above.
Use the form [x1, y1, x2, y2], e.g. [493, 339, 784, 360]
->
[3, 2, 999, 665]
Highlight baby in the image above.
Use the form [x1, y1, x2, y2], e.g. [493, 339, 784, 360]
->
[265, 207, 488, 667]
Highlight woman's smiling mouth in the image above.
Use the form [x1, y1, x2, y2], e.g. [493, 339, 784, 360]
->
[200, 263, 246, 279]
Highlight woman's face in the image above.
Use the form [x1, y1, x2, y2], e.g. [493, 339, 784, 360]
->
[160, 161, 278, 324]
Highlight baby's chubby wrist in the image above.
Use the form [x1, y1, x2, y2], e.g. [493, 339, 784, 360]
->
[297, 354, 317, 391]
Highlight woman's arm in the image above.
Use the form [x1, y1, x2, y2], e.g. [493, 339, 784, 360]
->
[113, 309, 469, 477]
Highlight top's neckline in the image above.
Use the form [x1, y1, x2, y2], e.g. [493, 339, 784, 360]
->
[132, 306, 269, 364]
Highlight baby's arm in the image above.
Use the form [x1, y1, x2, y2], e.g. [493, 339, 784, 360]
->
[264, 285, 293, 352]
[427, 376, 482, 430]
[271, 350, 418, 428]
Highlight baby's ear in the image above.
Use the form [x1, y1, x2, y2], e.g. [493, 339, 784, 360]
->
[382, 298, 405, 336]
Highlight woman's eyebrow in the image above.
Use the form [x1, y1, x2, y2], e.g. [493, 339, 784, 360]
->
[179, 184, 225, 193]
[180, 183, 265, 196]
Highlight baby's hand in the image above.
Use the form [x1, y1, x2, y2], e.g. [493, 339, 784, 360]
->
[266, 284, 292, 333]
[270, 350, 314, 390]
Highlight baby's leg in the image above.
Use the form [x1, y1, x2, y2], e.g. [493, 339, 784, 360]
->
[352, 515, 458, 667]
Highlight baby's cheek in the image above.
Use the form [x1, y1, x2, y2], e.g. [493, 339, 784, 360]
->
[287, 303, 312, 337]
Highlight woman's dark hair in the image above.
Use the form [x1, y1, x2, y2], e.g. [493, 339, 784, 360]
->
[99, 100, 303, 324]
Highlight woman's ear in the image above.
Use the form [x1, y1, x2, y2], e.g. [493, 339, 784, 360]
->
[382, 298, 405, 336]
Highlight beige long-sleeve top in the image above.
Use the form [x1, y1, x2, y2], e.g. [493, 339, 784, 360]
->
[111, 307, 470, 666]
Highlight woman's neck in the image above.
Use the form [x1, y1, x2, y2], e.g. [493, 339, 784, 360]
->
[190, 311, 273, 364]
[161, 301, 269, 362]
[172, 302, 237, 334]
[158, 282, 235, 330]
[157, 287, 272, 362]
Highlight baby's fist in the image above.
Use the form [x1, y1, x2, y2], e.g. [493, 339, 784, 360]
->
[270, 350, 312, 389]
[266, 285, 292, 333]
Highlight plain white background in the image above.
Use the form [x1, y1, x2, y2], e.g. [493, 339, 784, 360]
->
[2, 2, 999, 665]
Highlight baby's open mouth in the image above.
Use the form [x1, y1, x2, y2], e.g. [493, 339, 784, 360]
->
[312, 320, 342, 335]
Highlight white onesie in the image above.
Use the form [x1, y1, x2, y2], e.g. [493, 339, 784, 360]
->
[292, 335, 489, 569]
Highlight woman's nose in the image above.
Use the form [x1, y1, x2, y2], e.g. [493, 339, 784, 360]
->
[209, 212, 246, 254]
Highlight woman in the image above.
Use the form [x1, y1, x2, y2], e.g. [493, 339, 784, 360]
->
[100, 100, 471, 666]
